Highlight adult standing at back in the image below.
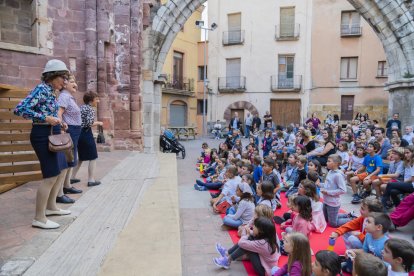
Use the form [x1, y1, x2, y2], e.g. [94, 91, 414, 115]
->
[71, 92, 103, 186]
[229, 112, 242, 134]
[386, 113, 401, 138]
[306, 112, 322, 130]
[403, 126, 414, 145]
[252, 113, 262, 130]
[244, 112, 252, 138]
[263, 111, 273, 128]
[56, 74, 82, 204]
[14, 59, 71, 229]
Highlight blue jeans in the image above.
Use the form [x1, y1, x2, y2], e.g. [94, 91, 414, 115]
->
[343, 232, 363, 249]
[196, 179, 223, 190]
[223, 215, 243, 228]
[382, 181, 414, 206]
[245, 125, 251, 138]
[323, 204, 349, 227]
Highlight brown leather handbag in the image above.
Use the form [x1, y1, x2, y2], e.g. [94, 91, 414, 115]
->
[48, 127, 74, 162]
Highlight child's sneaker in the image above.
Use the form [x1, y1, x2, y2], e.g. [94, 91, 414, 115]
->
[194, 184, 207, 191]
[351, 194, 362, 204]
[213, 256, 229, 269]
[215, 243, 227, 257]
[347, 211, 358, 219]
[359, 190, 371, 199]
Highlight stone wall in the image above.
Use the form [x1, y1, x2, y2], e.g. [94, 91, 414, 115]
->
[0, 0, 145, 150]
[0, 0, 33, 46]
[308, 104, 388, 125]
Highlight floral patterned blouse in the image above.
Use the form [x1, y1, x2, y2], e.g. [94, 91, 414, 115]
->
[80, 104, 95, 128]
[14, 82, 58, 123]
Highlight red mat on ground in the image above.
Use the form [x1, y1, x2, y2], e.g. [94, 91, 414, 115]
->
[221, 192, 348, 276]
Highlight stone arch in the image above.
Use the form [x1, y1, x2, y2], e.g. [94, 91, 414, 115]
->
[223, 101, 259, 122]
[142, 0, 414, 152]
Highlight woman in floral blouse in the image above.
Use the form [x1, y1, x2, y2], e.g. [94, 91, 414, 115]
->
[14, 59, 72, 229]
[71, 92, 103, 186]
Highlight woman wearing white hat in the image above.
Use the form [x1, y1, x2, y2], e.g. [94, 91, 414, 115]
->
[14, 59, 72, 229]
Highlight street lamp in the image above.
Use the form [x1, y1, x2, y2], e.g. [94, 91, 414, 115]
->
[196, 20, 217, 137]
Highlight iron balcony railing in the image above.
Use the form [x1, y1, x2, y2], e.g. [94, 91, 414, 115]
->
[271, 75, 302, 91]
[218, 76, 246, 91]
[222, 30, 245, 45]
[341, 24, 362, 36]
[163, 74, 194, 92]
[275, 24, 300, 40]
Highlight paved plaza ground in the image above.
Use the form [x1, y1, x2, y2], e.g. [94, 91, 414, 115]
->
[0, 137, 413, 275]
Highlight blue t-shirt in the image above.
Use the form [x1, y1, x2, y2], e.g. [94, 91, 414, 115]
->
[363, 154, 383, 174]
[253, 165, 262, 184]
[362, 233, 388, 258]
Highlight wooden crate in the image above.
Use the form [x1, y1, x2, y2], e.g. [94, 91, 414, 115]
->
[0, 84, 42, 194]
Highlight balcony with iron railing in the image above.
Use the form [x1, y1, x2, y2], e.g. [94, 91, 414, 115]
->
[341, 24, 362, 37]
[222, 30, 245, 46]
[161, 74, 195, 96]
[275, 24, 300, 41]
[271, 75, 302, 92]
[218, 76, 246, 93]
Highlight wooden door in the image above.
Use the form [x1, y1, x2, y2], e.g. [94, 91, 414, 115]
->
[270, 100, 301, 127]
[341, 95, 354, 121]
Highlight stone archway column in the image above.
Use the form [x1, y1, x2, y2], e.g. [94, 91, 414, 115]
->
[385, 79, 414, 128]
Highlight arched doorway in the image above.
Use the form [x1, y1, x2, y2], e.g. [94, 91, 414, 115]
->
[141, 0, 414, 152]
[169, 100, 187, 127]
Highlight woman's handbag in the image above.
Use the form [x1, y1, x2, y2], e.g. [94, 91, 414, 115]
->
[97, 125, 105, 144]
[48, 127, 74, 162]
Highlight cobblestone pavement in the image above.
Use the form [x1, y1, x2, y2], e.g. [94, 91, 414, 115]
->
[177, 137, 414, 275]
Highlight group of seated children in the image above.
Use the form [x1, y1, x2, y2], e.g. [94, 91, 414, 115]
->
[195, 141, 414, 276]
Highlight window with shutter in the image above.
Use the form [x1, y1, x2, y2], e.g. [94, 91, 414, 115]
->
[173, 51, 184, 89]
[278, 55, 295, 88]
[340, 57, 358, 80]
[341, 11, 361, 36]
[377, 61, 387, 77]
[228, 13, 241, 43]
[280, 7, 295, 37]
[226, 58, 241, 88]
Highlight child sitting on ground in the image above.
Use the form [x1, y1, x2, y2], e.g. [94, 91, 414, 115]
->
[272, 232, 312, 276]
[319, 154, 347, 227]
[352, 251, 387, 276]
[330, 197, 383, 250]
[281, 195, 315, 238]
[342, 212, 392, 274]
[372, 147, 404, 198]
[337, 141, 350, 171]
[214, 217, 280, 276]
[382, 238, 414, 276]
[349, 141, 383, 204]
[298, 179, 326, 233]
[194, 157, 226, 191]
[256, 180, 276, 211]
[312, 250, 341, 276]
[262, 158, 281, 208]
[280, 153, 299, 192]
[238, 204, 274, 237]
[286, 155, 307, 197]
[345, 145, 365, 184]
[253, 156, 263, 185]
[211, 166, 241, 213]
[222, 182, 255, 229]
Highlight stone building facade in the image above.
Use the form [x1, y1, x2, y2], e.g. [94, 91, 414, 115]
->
[0, 0, 150, 150]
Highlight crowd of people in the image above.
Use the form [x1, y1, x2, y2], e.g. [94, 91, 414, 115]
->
[13, 60, 102, 230]
[195, 111, 414, 275]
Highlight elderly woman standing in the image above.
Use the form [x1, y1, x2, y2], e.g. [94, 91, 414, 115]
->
[71, 92, 103, 186]
[14, 59, 71, 229]
[56, 74, 82, 203]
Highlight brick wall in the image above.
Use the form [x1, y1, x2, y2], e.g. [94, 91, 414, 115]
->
[0, 0, 33, 46]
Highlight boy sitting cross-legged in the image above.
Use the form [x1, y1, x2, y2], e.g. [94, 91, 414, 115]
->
[211, 165, 241, 213]
[342, 212, 392, 274]
[350, 141, 383, 204]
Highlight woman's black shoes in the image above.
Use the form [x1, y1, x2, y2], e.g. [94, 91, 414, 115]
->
[63, 187, 82, 194]
[56, 195, 75, 204]
[87, 181, 101, 187]
[70, 178, 81, 184]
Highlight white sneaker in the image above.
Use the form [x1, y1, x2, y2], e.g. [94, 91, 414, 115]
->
[45, 209, 71, 216]
[32, 219, 60, 229]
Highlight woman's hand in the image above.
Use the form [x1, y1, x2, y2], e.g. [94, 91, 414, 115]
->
[61, 122, 68, 131]
[45, 116, 61, 126]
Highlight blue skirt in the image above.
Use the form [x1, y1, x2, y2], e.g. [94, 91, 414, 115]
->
[31, 125, 69, 179]
[66, 125, 81, 167]
[78, 127, 98, 161]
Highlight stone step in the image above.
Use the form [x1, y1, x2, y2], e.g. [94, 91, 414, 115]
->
[22, 153, 158, 276]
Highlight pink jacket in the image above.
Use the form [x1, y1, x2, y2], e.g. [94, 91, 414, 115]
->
[311, 200, 327, 233]
[292, 215, 315, 238]
[238, 235, 280, 276]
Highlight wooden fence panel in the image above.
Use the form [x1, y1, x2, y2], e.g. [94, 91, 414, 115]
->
[0, 83, 41, 194]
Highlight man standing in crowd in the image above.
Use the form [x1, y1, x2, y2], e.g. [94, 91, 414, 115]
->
[245, 112, 252, 138]
[385, 113, 401, 138]
[252, 113, 261, 130]
[402, 126, 414, 145]
[229, 112, 242, 135]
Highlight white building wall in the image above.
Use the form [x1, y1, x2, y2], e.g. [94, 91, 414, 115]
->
[208, 0, 312, 124]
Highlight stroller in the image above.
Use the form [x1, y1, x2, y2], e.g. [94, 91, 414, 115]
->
[160, 129, 186, 159]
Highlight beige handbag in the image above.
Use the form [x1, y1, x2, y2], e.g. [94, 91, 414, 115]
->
[48, 127, 74, 162]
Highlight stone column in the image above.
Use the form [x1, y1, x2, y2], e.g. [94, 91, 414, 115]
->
[385, 79, 414, 128]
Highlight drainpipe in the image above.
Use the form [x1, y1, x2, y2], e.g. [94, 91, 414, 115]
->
[85, 0, 97, 93]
